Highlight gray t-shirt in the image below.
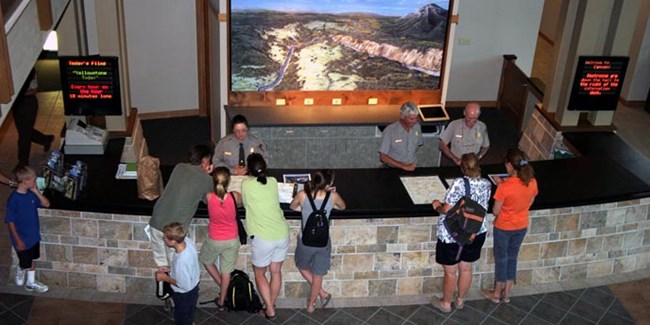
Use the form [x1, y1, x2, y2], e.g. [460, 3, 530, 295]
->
[439, 119, 489, 158]
[149, 163, 213, 231]
[378, 121, 423, 164]
[171, 237, 200, 293]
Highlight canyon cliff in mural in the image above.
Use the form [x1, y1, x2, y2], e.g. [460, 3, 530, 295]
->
[230, 1, 449, 92]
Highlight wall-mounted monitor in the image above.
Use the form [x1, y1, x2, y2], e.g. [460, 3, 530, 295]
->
[568, 56, 629, 111]
[59, 56, 122, 116]
[228, 0, 452, 106]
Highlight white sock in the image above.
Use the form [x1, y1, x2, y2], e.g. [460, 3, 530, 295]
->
[27, 270, 36, 284]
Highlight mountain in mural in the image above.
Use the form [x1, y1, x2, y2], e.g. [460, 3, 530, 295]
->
[230, 3, 448, 92]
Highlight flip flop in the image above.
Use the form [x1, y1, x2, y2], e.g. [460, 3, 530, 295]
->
[320, 293, 332, 308]
[431, 298, 452, 313]
[260, 308, 277, 321]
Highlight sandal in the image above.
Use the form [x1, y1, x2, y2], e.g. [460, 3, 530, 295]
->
[215, 302, 226, 312]
[319, 293, 332, 308]
[480, 289, 501, 304]
[260, 308, 277, 321]
[455, 297, 464, 309]
[431, 298, 452, 313]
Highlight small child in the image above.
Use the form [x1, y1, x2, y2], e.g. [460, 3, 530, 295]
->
[156, 222, 200, 325]
[6, 165, 50, 293]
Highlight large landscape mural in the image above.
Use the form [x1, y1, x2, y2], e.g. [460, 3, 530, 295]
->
[229, 1, 450, 92]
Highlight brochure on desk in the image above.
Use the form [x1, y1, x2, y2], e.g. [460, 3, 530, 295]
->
[400, 176, 447, 205]
[228, 175, 298, 204]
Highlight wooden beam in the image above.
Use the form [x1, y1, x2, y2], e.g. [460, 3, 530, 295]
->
[0, 4, 14, 103]
[36, 0, 53, 30]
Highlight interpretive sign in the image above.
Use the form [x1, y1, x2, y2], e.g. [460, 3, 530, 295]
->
[568, 56, 629, 111]
[59, 56, 122, 115]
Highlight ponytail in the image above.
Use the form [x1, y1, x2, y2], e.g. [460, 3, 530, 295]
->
[247, 153, 268, 185]
[212, 167, 230, 202]
[305, 169, 334, 198]
[504, 148, 535, 186]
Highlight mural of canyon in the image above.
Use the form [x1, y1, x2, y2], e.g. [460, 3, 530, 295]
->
[230, 1, 450, 92]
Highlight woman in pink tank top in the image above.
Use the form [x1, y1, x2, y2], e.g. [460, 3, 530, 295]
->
[198, 167, 242, 311]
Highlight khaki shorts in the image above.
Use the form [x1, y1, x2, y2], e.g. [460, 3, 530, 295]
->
[199, 237, 240, 275]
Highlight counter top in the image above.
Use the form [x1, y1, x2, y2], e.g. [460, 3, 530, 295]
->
[48, 138, 650, 219]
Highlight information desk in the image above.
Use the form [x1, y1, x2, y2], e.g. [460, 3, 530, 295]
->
[37, 138, 650, 305]
[49, 139, 650, 218]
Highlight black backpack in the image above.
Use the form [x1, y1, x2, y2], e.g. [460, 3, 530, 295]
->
[155, 272, 173, 301]
[301, 191, 331, 247]
[224, 269, 263, 313]
[443, 178, 486, 259]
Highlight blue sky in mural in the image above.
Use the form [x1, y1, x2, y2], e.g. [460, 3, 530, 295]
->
[231, 0, 449, 16]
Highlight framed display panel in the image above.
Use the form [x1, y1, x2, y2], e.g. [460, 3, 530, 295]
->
[228, 0, 453, 106]
[568, 56, 629, 111]
[418, 104, 448, 122]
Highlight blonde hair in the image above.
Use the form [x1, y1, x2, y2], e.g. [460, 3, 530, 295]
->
[460, 153, 481, 178]
[162, 222, 186, 243]
[212, 166, 230, 202]
[14, 165, 36, 183]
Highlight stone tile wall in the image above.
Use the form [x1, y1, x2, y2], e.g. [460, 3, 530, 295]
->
[18, 197, 650, 305]
[252, 126, 441, 169]
[519, 109, 566, 161]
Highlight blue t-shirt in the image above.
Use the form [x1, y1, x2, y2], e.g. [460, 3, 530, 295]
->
[5, 190, 42, 250]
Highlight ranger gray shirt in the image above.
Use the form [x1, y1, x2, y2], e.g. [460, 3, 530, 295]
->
[378, 121, 423, 165]
[212, 134, 267, 173]
[439, 119, 489, 158]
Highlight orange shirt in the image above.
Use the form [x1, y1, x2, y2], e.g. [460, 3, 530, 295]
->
[493, 177, 538, 231]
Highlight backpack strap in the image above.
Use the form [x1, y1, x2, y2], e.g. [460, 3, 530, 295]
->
[463, 177, 472, 198]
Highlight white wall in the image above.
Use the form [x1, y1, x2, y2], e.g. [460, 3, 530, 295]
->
[446, 0, 544, 101]
[123, 0, 198, 113]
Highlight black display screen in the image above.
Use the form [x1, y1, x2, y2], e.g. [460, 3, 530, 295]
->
[568, 56, 629, 111]
[59, 56, 122, 116]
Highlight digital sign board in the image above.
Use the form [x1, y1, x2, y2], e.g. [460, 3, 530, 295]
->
[568, 56, 629, 111]
[59, 56, 122, 115]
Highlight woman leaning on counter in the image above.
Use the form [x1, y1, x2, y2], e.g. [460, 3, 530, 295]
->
[482, 148, 538, 303]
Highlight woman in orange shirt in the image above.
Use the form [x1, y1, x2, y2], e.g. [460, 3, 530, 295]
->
[482, 148, 538, 303]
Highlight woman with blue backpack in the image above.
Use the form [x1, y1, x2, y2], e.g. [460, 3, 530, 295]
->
[290, 170, 346, 313]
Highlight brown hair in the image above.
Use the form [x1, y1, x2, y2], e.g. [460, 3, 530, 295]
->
[305, 169, 334, 198]
[162, 222, 186, 243]
[460, 153, 481, 178]
[212, 166, 230, 202]
[505, 148, 535, 185]
[247, 153, 267, 185]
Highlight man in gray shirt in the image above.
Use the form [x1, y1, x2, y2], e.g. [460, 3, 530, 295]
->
[213, 114, 267, 175]
[379, 102, 424, 171]
[439, 103, 490, 166]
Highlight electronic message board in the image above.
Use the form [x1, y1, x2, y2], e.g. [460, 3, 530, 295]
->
[59, 56, 122, 115]
[568, 56, 629, 111]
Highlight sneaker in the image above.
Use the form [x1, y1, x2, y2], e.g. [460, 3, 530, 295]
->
[25, 280, 49, 293]
[15, 267, 25, 286]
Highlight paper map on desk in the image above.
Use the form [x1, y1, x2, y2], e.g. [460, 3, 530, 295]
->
[228, 175, 246, 193]
[400, 176, 448, 205]
[228, 176, 295, 203]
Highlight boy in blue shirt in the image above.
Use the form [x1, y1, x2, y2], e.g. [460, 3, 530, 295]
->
[6, 165, 50, 293]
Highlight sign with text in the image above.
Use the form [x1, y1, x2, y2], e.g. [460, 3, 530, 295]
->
[59, 56, 122, 115]
[568, 56, 629, 111]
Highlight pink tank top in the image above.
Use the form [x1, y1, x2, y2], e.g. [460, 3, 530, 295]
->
[207, 193, 238, 241]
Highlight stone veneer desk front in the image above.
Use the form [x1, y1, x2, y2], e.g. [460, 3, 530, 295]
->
[34, 138, 650, 306]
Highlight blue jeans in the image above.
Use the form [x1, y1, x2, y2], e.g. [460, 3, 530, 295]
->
[493, 227, 527, 282]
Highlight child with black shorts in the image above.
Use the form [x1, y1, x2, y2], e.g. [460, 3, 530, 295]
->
[6, 165, 50, 293]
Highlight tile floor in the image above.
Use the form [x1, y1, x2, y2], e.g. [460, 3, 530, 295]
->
[0, 66, 649, 323]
